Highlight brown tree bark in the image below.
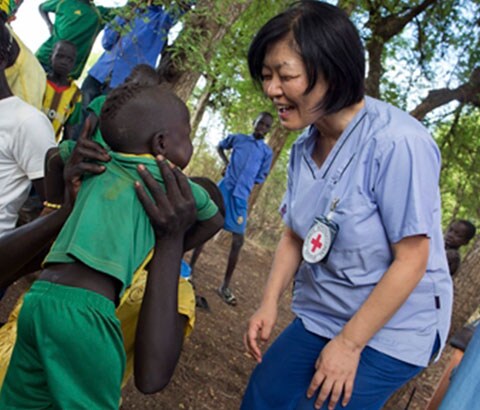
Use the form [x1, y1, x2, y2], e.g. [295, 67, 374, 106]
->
[410, 68, 480, 120]
[190, 76, 214, 139]
[157, 0, 253, 102]
[384, 237, 480, 409]
[364, 0, 438, 98]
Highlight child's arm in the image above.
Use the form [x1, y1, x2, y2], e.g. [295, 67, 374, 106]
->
[38, 0, 55, 33]
[44, 119, 110, 205]
[254, 149, 273, 184]
[183, 212, 223, 251]
[0, 205, 71, 288]
[133, 158, 196, 393]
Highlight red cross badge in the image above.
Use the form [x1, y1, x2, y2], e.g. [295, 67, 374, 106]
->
[302, 219, 333, 263]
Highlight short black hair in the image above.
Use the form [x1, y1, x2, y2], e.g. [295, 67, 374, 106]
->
[257, 111, 273, 120]
[248, 0, 365, 115]
[54, 39, 76, 52]
[457, 220, 476, 242]
[127, 64, 159, 86]
[99, 83, 188, 152]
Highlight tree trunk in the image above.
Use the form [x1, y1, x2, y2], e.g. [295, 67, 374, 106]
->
[248, 125, 290, 213]
[157, 0, 253, 102]
[384, 237, 480, 409]
[190, 77, 214, 138]
[364, 0, 439, 98]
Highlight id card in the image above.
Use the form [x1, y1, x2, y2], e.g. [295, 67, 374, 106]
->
[302, 216, 339, 264]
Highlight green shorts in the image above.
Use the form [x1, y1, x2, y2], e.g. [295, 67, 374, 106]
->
[0, 280, 126, 409]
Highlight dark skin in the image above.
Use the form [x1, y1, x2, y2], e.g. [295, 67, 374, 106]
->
[49, 41, 76, 86]
[0, 122, 111, 289]
[47, 41, 77, 139]
[41, 89, 223, 392]
[134, 158, 195, 393]
[444, 221, 473, 275]
[39, 0, 92, 34]
[0, 28, 46, 199]
[191, 113, 273, 300]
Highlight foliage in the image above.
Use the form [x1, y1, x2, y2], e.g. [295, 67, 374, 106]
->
[437, 105, 480, 228]
[101, 0, 480, 247]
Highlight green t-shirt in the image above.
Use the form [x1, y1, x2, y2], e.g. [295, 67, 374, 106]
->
[45, 148, 219, 294]
[36, 0, 112, 79]
[87, 94, 107, 146]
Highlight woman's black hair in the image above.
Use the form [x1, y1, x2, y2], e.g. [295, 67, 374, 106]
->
[248, 0, 365, 115]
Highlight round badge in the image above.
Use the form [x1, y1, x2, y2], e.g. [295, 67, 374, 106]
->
[237, 216, 244, 224]
[302, 221, 332, 263]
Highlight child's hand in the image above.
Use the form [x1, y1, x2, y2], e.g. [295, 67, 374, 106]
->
[135, 156, 196, 239]
[63, 119, 110, 208]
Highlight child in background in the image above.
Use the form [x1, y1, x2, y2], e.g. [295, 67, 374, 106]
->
[444, 219, 476, 275]
[37, 0, 113, 79]
[0, 83, 223, 409]
[42, 40, 82, 141]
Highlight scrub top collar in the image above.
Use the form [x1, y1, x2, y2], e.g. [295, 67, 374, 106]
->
[301, 100, 368, 180]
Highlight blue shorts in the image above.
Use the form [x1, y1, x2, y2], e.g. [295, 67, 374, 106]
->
[218, 180, 248, 234]
[241, 318, 427, 410]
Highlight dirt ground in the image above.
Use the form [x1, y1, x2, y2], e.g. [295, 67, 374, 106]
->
[0, 236, 294, 410]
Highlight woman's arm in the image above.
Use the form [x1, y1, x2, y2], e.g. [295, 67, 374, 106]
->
[308, 235, 429, 410]
[244, 226, 303, 362]
[133, 157, 197, 394]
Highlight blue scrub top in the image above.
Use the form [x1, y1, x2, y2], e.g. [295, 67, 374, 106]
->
[281, 96, 452, 367]
[219, 133, 273, 201]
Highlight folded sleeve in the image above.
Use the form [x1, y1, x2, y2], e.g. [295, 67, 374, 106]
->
[373, 133, 441, 244]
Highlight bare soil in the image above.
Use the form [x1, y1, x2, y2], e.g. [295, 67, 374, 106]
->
[0, 237, 294, 410]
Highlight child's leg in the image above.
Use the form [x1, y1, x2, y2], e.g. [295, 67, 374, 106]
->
[0, 281, 126, 410]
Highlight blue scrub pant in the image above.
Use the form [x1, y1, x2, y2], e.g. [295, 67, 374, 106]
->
[241, 318, 425, 410]
[439, 325, 480, 410]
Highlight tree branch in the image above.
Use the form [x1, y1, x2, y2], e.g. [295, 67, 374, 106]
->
[410, 67, 480, 120]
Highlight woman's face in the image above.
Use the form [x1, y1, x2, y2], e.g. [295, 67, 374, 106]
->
[261, 36, 328, 131]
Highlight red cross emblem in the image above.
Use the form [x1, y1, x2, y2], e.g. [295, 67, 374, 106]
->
[311, 234, 323, 253]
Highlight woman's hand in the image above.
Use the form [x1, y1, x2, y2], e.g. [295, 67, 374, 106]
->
[307, 334, 362, 410]
[244, 301, 278, 363]
[135, 156, 196, 240]
[63, 119, 110, 209]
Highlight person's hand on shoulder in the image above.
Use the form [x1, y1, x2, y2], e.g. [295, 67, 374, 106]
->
[135, 155, 196, 240]
[63, 119, 111, 210]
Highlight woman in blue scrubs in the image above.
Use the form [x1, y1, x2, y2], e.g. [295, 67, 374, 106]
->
[242, 2, 452, 409]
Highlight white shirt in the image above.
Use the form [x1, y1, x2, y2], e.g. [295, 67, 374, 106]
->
[0, 96, 55, 235]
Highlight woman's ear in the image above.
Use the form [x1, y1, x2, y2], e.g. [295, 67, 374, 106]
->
[151, 132, 167, 157]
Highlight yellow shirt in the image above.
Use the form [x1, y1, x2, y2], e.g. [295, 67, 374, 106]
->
[42, 80, 82, 142]
[5, 28, 46, 110]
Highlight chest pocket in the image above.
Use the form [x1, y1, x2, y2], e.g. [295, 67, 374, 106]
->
[322, 153, 390, 286]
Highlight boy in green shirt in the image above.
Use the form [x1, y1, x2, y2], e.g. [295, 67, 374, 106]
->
[37, 0, 112, 79]
[0, 83, 223, 408]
